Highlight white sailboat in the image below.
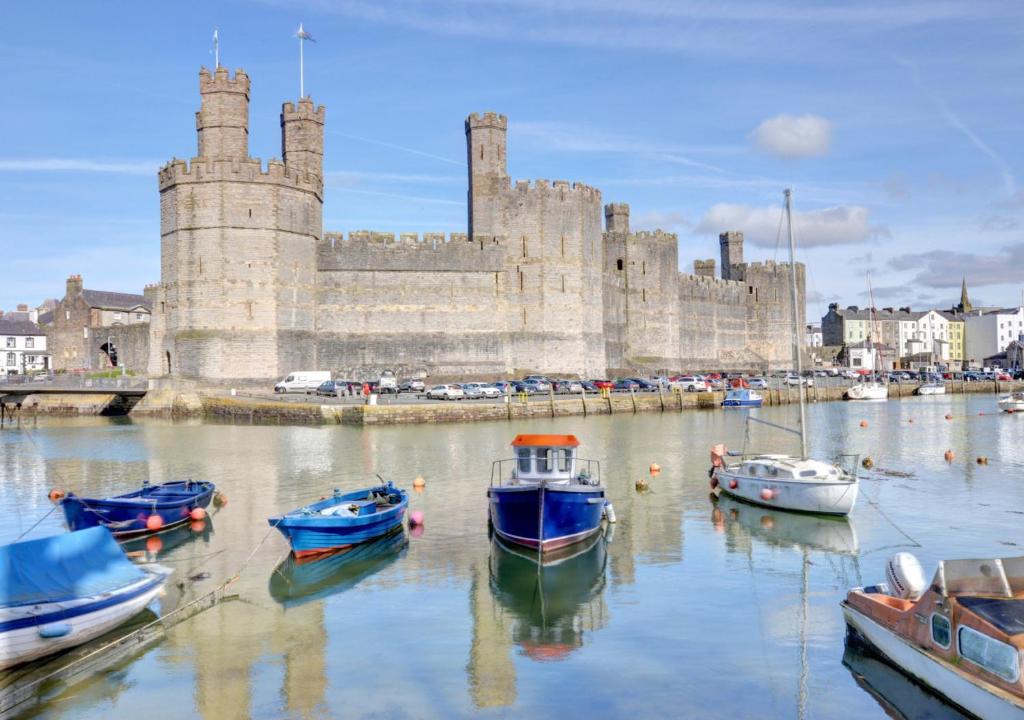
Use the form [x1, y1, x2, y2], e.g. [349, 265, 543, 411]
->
[710, 190, 860, 517]
[847, 276, 888, 401]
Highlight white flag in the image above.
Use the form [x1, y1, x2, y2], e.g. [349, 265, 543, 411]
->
[296, 23, 315, 42]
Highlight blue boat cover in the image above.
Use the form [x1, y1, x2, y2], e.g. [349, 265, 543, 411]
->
[0, 527, 146, 608]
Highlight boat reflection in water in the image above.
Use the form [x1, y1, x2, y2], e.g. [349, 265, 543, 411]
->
[268, 527, 408, 608]
[710, 495, 858, 556]
[842, 641, 972, 720]
[488, 530, 609, 661]
[120, 515, 215, 559]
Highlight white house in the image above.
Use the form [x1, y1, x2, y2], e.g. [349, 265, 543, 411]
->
[0, 317, 48, 376]
[964, 308, 1024, 366]
[805, 324, 823, 347]
[903, 310, 950, 362]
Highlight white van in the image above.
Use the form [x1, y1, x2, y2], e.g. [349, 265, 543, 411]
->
[274, 371, 331, 394]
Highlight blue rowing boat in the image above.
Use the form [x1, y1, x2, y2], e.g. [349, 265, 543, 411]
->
[488, 434, 607, 554]
[722, 388, 763, 408]
[0, 527, 172, 669]
[268, 480, 408, 558]
[60, 480, 216, 538]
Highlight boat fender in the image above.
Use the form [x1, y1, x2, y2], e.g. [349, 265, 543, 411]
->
[709, 476, 719, 489]
[604, 501, 617, 523]
[48, 488, 65, 502]
[146, 514, 164, 531]
[728, 480, 738, 490]
[190, 507, 206, 521]
[886, 552, 926, 600]
[760, 488, 774, 501]
[38, 622, 72, 639]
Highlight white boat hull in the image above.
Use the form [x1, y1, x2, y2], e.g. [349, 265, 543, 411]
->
[714, 467, 858, 516]
[916, 384, 946, 396]
[843, 603, 1024, 719]
[997, 397, 1024, 413]
[0, 569, 168, 670]
[847, 383, 889, 401]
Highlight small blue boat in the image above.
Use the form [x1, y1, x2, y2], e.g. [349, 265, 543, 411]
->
[60, 480, 216, 538]
[722, 388, 763, 408]
[0, 527, 171, 669]
[268, 480, 408, 559]
[488, 434, 607, 554]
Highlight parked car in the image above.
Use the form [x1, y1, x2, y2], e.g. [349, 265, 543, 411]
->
[427, 384, 464, 400]
[785, 374, 813, 387]
[613, 379, 640, 392]
[377, 369, 398, 394]
[591, 379, 614, 390]
[747, 377, 768, 389]
[315, 380, 339, 396]
[522, 380, 550, 393]
[630, 378, 658, 391]
[997, 372, 1012, 381]
[458, 383, 483, 398]
[399, 379, 425, 393]
[274, 370, 331, 394]
[461, 382, 500, 398]
[491, 381, 514, 394]
[554, 380, 584, 394]
[579, 380, 598, 392]
[673, 376, 706, 392]
[509, 380, 535, 394]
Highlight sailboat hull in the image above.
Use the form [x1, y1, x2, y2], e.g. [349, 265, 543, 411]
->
[714, 467, 858, 516]
[847, 383, 889, 401]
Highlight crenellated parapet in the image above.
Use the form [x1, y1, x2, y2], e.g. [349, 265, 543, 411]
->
[158, 157, 323, 198]
[509, 178, 602, 202]
[318, 231, 505, 272]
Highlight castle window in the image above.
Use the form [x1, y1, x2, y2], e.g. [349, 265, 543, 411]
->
[561, 275, 566, 293]
[247, 302, 253, 319]
[480, 145, 484, 160]
[522, 237, 527, 258]
[617, 259, 623, 271]
[642, 289, 647, 302]
[519, 271, 524, 292]
[561, 236, 565, 257]
[642, 261, 646, 275]
[248, 208, 252, 218]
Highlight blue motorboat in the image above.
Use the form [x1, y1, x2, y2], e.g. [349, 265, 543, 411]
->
[60, 480, 216, 538]
[722, 388, 763, 408]
[0, 527, 171, 670]
[487, 434, 607, 554]
[268, 480, 408, 559]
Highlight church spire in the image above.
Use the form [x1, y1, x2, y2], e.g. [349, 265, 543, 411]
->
[958, 276, 972, 313]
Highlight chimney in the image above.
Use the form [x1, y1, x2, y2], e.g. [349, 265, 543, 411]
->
[16, 304, 27, 312]
[66, 274, 83, 302]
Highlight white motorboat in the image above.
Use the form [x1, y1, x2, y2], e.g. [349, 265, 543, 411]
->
[847, 380, 889, 401]
[843, 553, 1024, 719]
[916, 382, 946, 396]
[710, 190, 859, 517]
[0, 527, 171, 670]
[998, 391, 1024, 413]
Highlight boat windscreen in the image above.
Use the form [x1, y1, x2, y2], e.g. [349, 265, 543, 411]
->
[936, 558, 1014, 598]
[958, 597, 1024, 635]
[0, 526, 146, 607]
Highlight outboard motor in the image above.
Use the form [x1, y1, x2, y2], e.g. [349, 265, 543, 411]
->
[886, 552, 927, 600]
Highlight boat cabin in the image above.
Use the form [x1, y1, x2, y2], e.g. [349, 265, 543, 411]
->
[848, 556, 1024, 699]
[737, 455, 842, 482]
[510, 434, 579, 484]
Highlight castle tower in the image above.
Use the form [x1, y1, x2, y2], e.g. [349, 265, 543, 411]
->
[604, 203, 630, 234]
[719, 231, 744, 280]
[281, 98, 325, 179]
[466, 112, 508, 237]
[149, 67, 323, 381]
[196, 67, 249, 159]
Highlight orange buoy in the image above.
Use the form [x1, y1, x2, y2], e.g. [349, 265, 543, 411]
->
[146, 514, 164, 531]
[48, 488, 65, 502]
[190, 520, 206, 533]
[944, 414, 953, 420]
[146, 535, 163, 554]
[859, 420, 868, 428]
[760, 488, 774, 501]
[649, 463, 661, 476]
[861, 456, 874, 469]
[213, 492, 227, 507]
[413, 476, 426, 489]
[728, 479, 739, 490]
[944, 450, 955, 462]
[190, 507, 206, 521]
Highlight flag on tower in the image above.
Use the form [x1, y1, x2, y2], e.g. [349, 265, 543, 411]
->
[296, 23, 315, 42]
[212, 29, 220, 68]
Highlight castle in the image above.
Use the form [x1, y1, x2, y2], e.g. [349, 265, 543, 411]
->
[148, 67, 804, 381]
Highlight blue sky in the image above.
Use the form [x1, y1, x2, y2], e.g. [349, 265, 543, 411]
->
[1, 0, 1022, 320]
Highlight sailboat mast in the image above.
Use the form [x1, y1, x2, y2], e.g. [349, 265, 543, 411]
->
[785, 189, 809, 459]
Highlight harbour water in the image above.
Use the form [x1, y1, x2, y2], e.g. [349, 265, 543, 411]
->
[2, 394, 1022, 719]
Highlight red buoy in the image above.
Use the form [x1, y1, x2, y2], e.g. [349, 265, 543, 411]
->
[944, 414, 953, 420]
[190, 507, 206, 521]
[728, 480, 739, 490]
[48, 488, 65, 502]
[859, 420, 868, 428]
[146, 514, 164, 531]
[709, 477, 720, 489]
[760, 488, 774, 501]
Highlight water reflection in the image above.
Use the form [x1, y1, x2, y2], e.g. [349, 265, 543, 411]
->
[842, 640, 971, 719]
[121, 514, 215, 559]
[711, 495, 859, 556]
[268, 528, 409, 608]
[488, 532, 609, 661]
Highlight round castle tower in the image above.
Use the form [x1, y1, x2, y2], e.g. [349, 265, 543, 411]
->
[149, 67, 325, 381]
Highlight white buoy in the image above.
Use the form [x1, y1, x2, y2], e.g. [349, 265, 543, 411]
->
[604, 501, 617, 523]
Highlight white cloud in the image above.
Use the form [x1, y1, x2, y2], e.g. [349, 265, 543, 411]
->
[0, 158, 160, 174]
[694, 203, 889, 247]
[633, 211, 689, 231]
[750, 114, 832, 159]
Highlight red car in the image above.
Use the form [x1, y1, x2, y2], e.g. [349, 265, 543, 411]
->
[997, 372, 1012, 381]
[592, 380, 614, 390]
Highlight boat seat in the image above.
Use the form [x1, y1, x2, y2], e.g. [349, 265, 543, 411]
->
[320, 500, 377, 517]
[864, 593, 915, 612]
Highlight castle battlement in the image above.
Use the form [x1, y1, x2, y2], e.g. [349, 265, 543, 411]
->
[630, 230, 678, 243]
[318, 230, 504, 272]
[199, 66, 249, 94]
[466, 112, 508, 131]
[509, 178, 601, 200]
[741, 260, 802, 272]
[158, 156, 322, 195]
[282, 98, 325, 123]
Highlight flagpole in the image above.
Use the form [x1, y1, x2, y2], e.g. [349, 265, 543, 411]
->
[214, 29, 220, 68]
[299, 24, 304, 98]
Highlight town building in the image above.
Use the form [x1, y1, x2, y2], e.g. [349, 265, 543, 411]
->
[0, 316, 48, 375]
[805, 324, 823, 348]
[822, 304, 957, 369]
[964, 307, 1024, 367]
[147, 66, 804, 382]
[48, 275, 153, 372]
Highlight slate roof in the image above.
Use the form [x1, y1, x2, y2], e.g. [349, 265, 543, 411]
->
[0, 318, 44, 336]
[80, 289, 151, 313]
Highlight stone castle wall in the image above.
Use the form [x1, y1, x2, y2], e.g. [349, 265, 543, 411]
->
[149, 67, 802, 382]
